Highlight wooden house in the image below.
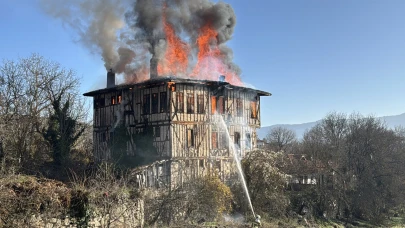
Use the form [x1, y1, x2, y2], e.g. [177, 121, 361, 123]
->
[84, 72, 270, 188]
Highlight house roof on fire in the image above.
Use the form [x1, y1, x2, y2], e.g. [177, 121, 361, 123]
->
[83, 76, 271, 97]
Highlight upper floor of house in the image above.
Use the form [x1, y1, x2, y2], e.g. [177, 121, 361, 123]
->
[84, 76, 271, 129]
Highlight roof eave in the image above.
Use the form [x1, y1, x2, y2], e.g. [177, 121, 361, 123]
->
[83, 77, 272, 97]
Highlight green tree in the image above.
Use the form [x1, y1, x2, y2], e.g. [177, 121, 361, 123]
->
[42, 93, 85, 166]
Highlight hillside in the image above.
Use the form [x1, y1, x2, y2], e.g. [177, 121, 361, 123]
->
[258, 113, 405, 140]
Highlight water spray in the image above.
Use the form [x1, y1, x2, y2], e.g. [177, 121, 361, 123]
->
[217, 115, 256, 218]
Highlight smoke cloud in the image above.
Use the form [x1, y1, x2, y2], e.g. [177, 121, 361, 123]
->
[40, 0, 242, 85]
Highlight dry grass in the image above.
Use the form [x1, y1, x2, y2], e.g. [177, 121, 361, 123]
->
[0, 174, 71, 226]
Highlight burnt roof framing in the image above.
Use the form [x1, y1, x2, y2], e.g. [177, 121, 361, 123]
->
[83, 77, 271, 97]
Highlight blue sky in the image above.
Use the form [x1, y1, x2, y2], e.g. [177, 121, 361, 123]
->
[1, 0, 404, 126]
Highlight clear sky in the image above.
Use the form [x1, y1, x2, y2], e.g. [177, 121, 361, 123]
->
[1, 0, 404, 126]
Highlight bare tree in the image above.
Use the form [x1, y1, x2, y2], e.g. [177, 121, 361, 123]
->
[241, 149, 289, 218]
[299, 112, 405, 222]
[0, 54, 89, 173]
[266, 127, 297, 153]
[342, 114, 405, 221]
[144, 175, 233, 226]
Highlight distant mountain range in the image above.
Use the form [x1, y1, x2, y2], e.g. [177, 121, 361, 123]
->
[257, 113, 405, 140]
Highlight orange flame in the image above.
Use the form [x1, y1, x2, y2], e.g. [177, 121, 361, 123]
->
[191, 23, 242, 86]
[150, 3, 242, 86]
[125, 66, 150, 84]
[158, 5, 189, 76]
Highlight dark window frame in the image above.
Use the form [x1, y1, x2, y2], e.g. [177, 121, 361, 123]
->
[187, 93, 194, 114]
[212, 131, 218, 149]
[246, 133, 251, 149]
[250, 101, 258, 119]
[143, 94, 150, 114]
[152, 93, 159, 114]
[94, 97, 105, 109]
[176, 92, 184, 113]
[234, 132, 241, 148]
[187, 129, 194, 147]
[211, 96, 216, 114]
[220, 131, 228, 149]
[236, 98, 243, 117]
[160, 92, 168, 113]
[218, 96, 224, 114]
[154, 126, 161, 138]
[197, 94, 205, 114]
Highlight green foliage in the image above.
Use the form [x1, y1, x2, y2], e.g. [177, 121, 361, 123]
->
[69, 190, 90, 227]
[42, 93, 85, 167]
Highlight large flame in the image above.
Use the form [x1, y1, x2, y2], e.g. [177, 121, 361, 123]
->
[154, 5, 242, 86]
[191, 23, 243, 86]
[158, 5, 189, 76]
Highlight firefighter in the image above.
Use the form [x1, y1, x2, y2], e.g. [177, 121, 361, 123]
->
[253, 214, 261, 227]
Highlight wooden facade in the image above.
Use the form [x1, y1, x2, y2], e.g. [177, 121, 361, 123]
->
[84, 77, 270, 188]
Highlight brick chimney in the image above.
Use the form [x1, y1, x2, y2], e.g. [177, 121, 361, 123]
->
[107, 69, 115, 88]
[150, 56, 158, 79]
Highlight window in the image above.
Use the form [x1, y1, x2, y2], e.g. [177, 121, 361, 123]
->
[111, 96, 116, 105]
[246, 133, 251, 149]
[176, 92, 184, 113]
[143, 94, 150, 114]
[250, 101, 257, 119]
[187, 93, 194, 114]
[220, 132, 228, 149]
[168, 82, 176, 91]
[109, 132, 114, 142]
[218, 96, 224, 114]
[160, 92, 167, 113]
[236, 99, 243, 116]
[211, 96, 217, 114]
[215, 161, 221, 171]
[94, 97, 105, 108]
[154, 126, 160, 138]
[212, 132, 218, 149]
[158, 164, 163, 176]
[234, 132, 241, 148]
[197, 94, 204, 114]
[187, 129, 194, 147]
[152, 93, 158, 113]
[117, 95, 122, 104]
[199, 160, 204, 168]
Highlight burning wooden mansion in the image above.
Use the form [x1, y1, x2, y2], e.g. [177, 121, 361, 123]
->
[84, 72, 270, 188]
